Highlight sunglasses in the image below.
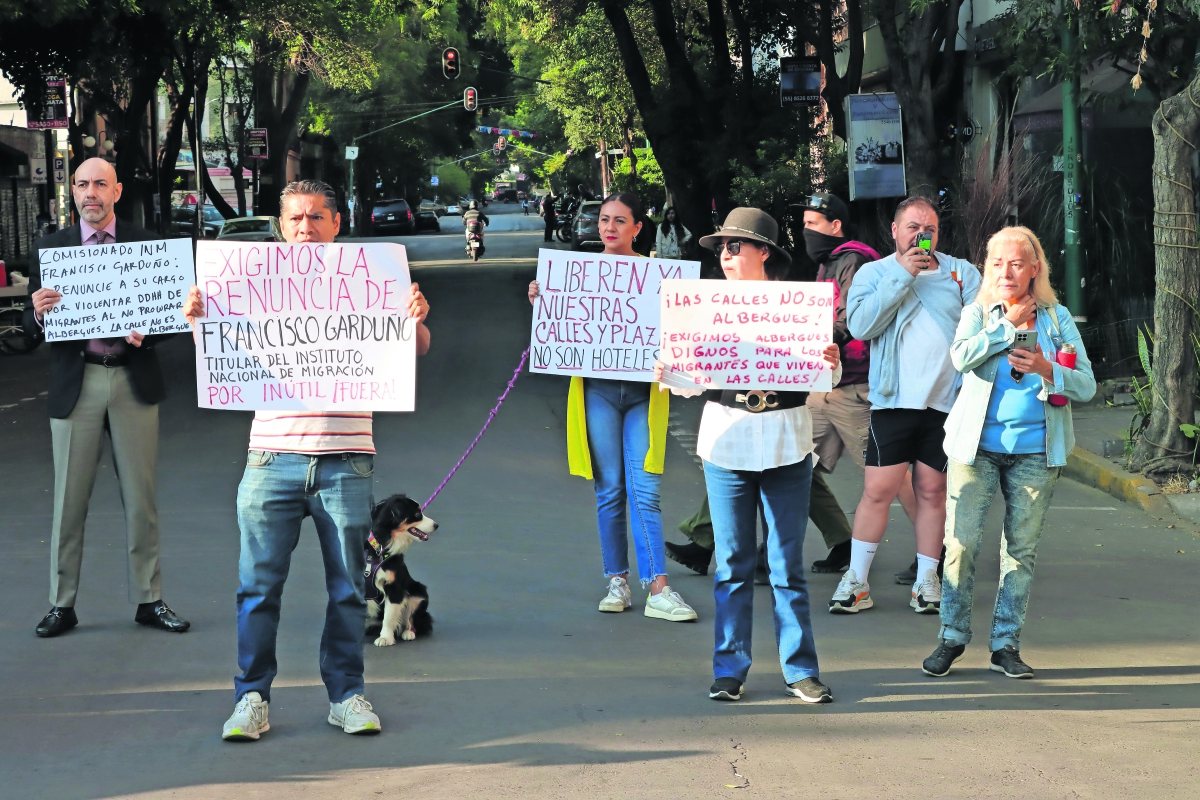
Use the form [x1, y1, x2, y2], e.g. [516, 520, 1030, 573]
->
[807, 195, 827, 210]
[712, 239, 759, 256]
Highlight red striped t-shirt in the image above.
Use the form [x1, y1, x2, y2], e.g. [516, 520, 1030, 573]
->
[248, 411, 375, 454]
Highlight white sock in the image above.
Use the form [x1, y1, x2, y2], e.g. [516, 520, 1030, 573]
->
[849, 539, 878, 584]
[915, 554, 939, 585]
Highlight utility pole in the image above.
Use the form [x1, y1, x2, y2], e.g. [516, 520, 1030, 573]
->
[1061, 10, 1086, 321]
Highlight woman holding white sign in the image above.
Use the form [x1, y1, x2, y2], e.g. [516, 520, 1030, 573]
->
[657, 208, 840, 704]
[529, 191, 697, 622]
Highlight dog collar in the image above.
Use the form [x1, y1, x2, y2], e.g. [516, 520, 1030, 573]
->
[367, 531, 385, 558]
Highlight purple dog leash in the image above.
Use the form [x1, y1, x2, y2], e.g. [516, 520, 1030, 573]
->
[422, 347, 530, 510]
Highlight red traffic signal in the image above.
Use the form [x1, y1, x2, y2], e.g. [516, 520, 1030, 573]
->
[497, 135, 506, 150]
[463, 86, 478, 112]
[442, 48, 460, 79]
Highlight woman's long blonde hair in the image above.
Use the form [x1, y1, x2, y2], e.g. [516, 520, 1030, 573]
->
[975, 226, 1059, 308]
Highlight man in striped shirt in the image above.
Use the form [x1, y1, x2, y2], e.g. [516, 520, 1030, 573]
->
[183, 180, 430, 741]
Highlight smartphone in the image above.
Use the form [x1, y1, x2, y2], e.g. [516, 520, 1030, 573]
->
[1013, 330, 1038, 352]
[915, 232, 933, 269]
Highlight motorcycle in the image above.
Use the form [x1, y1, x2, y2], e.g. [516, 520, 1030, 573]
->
[555, 197, 579, 243]
[464, 219, 486, 261]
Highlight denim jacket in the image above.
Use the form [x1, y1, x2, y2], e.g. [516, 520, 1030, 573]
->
[943, 302, 1097, 468]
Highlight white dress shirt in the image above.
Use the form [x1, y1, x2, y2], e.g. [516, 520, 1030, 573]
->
[696, 364, 843, 472]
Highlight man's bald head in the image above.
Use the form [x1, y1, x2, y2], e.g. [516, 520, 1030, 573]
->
[73, 157, 122, 229]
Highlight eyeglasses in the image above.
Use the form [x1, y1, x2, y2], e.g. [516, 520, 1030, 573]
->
[712, 239, 757, 256]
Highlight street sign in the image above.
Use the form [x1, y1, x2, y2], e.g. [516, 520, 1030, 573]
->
[246, 128, 268, 160]
[27, 75, 68, 129]
[443, 48, 460, 79]
[430, 175, 439, 186]
[345, 146, 360, 160]
[780, 57, 821, 107]
[53, 156, 65, 184]
[31, 158, 47, 184]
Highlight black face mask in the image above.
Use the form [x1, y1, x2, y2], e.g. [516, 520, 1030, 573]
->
[803, 228, 845, 264]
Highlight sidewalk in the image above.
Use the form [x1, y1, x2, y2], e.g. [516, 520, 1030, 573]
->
[1066, 399, 1200, 532]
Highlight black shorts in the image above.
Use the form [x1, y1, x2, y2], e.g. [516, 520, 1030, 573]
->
[864, 408, 949, 471]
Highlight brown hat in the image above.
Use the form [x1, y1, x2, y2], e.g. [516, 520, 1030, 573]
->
[698, 207, 792, 267]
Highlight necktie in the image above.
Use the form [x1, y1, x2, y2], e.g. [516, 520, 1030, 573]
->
[94, 231, 110, 245]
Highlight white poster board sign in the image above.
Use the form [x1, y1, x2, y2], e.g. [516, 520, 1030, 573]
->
[659, 279, 835, 391]
[529, 248, 700, 380]
[194, 241, 416, 411]
[846, 93, 906, 201]
[39, 239, 194, 341]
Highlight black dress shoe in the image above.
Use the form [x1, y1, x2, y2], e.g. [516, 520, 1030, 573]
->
[36, 606, 78, 638]
[135, 600, 191, 633]
[812, 540, 851, 573]
[664, 541, 713, 576]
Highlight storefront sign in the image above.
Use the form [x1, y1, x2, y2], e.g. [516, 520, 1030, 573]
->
[658, 279, 835, 391]
[194, 241, 417, 411]
[529, 248, 700, 380]
[39, 239, 194, 341]
[780, 57, 822, 107]
[26, 75, 68, 130]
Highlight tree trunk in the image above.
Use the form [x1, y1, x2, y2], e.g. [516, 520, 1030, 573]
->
[1131, 81, 1200, 477]
[256, 67, 311, 216]
[158, 80, 192, 234]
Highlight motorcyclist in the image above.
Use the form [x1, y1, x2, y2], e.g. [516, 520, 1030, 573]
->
[462, 200, 490, 259]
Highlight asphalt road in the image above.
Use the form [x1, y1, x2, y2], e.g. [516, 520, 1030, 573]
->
[1, 214, 1198, 798]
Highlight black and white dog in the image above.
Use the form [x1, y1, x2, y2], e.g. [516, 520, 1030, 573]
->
[364, 495, 438, 647]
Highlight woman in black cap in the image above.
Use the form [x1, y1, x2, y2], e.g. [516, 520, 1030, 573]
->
[658, 207, 840, 703]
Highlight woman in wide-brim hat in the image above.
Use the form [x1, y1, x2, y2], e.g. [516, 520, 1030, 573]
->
[658, 207, 840, 703]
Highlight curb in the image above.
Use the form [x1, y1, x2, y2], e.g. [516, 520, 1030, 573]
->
[1064, 446, 1200, 536]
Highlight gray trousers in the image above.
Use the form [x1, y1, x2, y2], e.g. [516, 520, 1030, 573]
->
[49, 364, 161, 607]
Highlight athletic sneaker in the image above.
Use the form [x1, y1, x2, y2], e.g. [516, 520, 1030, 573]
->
[922, 639, 966, 677]
[910, 569, 942, 614]
[828, 569, 873, 613]
[598, 576, 632, 612]
[990, 645, 1035, 679]
[644, 586, 698, 621]
[328, 694, 381, 734]
[709, 677, 743, 701]
[786, 677, 833, 703]
[222, 691, 269, 741]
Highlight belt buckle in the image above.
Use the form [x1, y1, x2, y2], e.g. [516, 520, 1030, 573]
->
[734, 389, 778, 412]
[102, 354, 116, 367]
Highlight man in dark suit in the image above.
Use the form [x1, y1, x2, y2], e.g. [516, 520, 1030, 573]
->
[24, 157, 190, 638]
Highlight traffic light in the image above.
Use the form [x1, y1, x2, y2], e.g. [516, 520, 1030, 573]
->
[442, 48, 460, 79]
[463, 86, 478, 111]
[497, 135, 506, 150]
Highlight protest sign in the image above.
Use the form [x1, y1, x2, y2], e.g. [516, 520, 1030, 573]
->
[194, 241, 417, 411]
[659, 279, 835, 392]
[529, 248, 700, 380]
[39, 238, 194, 342]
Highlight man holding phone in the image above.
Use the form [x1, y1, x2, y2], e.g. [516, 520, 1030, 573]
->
[831, 196, 980, 616]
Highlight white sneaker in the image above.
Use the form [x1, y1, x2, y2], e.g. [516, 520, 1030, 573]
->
[328, 694, 381, 734]
[598, 576, 632, 612]
[644, 585, 698, 621]
[911, 569, 942, 614]
[829, 569, 873, 613]
[222, 691, 269, 741]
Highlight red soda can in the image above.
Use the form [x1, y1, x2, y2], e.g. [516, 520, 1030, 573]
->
[1050, 344, 1076, 406]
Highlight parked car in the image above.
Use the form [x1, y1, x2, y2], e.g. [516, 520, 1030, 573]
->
[419, 199, 446, 217]
[571, 200, 603, 251]
[443, 203, 462, 216]
[371, 199, 416, 235]
[216, 216, 283, 242]
[414, 207, 441, 232]
[172, 205, 224, 238]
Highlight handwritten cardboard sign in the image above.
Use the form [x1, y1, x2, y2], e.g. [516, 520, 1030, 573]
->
[39, 239, 194, 341]
[659, 279, 835, 391]
[194, 241, 417, 411]
[529, 248, 700, 380]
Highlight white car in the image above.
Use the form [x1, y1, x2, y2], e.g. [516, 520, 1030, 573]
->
[443, 204, 462, 216]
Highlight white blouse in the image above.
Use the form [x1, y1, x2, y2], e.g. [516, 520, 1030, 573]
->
[695, 364, 842, 472]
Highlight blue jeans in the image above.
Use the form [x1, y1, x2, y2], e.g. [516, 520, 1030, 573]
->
[234, 451, 373, 703]
[941, 450, 1060, 651]
[583, 379, 665, 586]
[704, 456, 819, 684]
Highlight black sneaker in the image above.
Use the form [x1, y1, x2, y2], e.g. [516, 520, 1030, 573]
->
[894, 557, 918, 585]
[785, 677, 832, 703]
[990, 645, 1035, 679]
[811, 540, 851, 573]
[665, 541, 713, 576]
[922, 639, 966, 677]
[709, 677, 743, 701]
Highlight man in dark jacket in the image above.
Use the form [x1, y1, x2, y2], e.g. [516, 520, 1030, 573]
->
[800, 193, 916, 574]
[24, 157, 189, 638]
[542, 192, 557, 242]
